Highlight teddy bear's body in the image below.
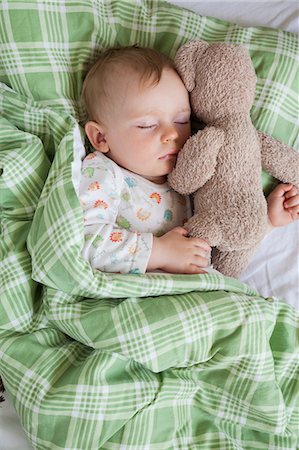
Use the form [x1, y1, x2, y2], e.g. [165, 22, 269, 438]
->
[168, 41, 299, 277]
[190, 117, 268, 247]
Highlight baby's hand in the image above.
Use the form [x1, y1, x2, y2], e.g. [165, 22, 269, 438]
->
[147, 227, 211, 274]
[267, 183, 299, 228]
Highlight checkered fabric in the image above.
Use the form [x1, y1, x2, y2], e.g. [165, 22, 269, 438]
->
[0, 1, 298, 449]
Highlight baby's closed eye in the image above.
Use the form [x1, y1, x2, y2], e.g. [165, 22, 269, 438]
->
[137, 124, 156, 129]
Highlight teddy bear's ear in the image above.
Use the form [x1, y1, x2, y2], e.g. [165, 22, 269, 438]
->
[175, 40, 209, 92]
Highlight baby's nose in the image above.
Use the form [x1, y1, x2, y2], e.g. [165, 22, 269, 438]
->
[161, 124, 178, 142]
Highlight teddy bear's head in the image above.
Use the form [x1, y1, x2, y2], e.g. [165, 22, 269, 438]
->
[175, 41, 257, 124]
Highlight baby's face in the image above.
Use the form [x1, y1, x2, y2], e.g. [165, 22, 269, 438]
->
[100, 67, 191, 184]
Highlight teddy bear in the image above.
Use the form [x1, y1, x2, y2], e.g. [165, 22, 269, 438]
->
[168, 40, 299, 278]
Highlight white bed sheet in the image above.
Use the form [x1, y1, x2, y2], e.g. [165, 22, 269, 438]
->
[171, 1, 299, 33]
[1, 2, 298, 449]
[241, 220, 299, 310]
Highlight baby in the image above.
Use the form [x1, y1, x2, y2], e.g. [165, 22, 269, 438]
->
[79, 46, 299, 275]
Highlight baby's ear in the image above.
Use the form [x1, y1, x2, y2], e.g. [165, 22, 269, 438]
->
[85, 121, 109, 153]
[175, 40, 209, 92]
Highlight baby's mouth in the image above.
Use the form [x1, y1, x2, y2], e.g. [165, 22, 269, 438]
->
[159, 150, 178, 160]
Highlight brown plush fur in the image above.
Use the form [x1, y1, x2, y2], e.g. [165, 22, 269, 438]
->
[168, 40, 299, 277]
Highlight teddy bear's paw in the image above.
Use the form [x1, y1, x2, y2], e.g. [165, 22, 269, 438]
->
[213, 247, 255, 278]
[185, 216, 221, 246]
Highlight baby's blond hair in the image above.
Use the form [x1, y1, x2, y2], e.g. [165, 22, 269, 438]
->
[81, 45, 175, 122]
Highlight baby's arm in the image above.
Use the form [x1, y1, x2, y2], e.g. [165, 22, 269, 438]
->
[267, 183, 299, 230]
[147, 226, 211, 274]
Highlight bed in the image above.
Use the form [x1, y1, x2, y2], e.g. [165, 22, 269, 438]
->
[0, 1, 298, 449]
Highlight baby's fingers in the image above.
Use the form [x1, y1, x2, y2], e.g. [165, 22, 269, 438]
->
[191, 254, 210, 268]
[286, 205, 299, 218]
[284, 186, 299, 203]
[284, 195, 299, 208]
[189, 237, 211, 253]
[272, 183, 293, 198]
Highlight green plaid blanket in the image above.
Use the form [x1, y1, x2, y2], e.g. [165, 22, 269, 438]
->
[0, 1, 298, 449]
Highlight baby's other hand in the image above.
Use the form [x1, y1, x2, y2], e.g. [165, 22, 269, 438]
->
[267, 183, 299, 227]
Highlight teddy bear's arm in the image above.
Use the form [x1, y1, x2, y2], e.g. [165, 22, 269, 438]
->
[259, 131, 299, 188]
[168, 127, 225, 195]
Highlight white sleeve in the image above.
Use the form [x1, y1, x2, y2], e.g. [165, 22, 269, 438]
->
[79, 153, 153, 274]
